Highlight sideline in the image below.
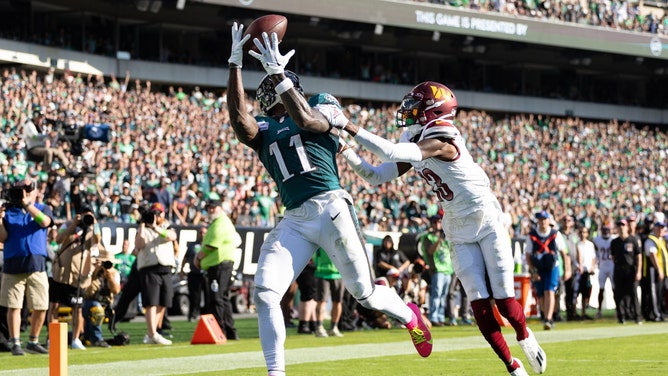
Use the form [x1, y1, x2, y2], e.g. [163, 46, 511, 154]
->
[4, 324, 668, 375]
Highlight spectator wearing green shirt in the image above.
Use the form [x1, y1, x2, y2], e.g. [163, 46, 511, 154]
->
[419, 215, 454, 327]
[312, 248, 345, 338]
[114, 239, 136, 286]
[193, 199, 242, 340]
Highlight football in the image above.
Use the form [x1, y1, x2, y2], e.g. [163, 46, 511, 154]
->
[243, 14, 288, 52]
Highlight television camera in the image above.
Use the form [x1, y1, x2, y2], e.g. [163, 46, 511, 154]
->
[46, 116, 111, 156]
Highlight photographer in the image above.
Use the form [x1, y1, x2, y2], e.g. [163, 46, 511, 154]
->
[22, 108, 71, 174]
[0, 178, 52, 355]
[134, 202, 177, 345]
[48, 205, 100, 350]
[82, 248, 120, 348]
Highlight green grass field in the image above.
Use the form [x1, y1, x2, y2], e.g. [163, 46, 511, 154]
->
[2, 311, 667, 375]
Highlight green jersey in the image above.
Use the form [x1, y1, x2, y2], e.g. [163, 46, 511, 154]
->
[419, 232, 453, 275]
[313, 248, 341, 280]
[255, 94, 342, 210]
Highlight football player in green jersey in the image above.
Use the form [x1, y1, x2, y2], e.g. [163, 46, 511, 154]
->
[226, 24, 433, 376]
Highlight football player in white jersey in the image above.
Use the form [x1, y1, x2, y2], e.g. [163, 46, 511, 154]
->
[592, 223, 617, 318]
[326, 82, 546, 376]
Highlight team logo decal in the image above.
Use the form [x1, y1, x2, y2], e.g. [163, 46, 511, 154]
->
[431, 85, 451, 100]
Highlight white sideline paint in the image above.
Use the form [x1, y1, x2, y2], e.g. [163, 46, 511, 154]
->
[4, 324, 668, 375]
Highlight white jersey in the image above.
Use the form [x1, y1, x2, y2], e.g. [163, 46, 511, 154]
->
[593, 235, 616, 265]
[577, 240, 597, 273]
[404, 122, 498, 243]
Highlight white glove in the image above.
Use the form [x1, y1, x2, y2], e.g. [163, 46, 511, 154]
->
[314, 104, 349, 129]
[228, 22, 250, 68]
[248, 32, 295, 75]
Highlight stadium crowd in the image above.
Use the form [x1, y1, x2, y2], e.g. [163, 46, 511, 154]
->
[1, 68, 667, 236]
[0, 0, 664, 69]
[418, 0, 667, 34]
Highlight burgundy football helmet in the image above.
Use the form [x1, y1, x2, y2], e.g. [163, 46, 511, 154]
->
[396, 82, 458, 132]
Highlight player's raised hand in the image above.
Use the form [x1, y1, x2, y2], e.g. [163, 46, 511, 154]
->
[249, 32, 294, 75]
[314, 103, 349, 129]
[228, 22, 250, 68]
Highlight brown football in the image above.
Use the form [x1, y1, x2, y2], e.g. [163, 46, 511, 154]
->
[243, 14, 288, 52]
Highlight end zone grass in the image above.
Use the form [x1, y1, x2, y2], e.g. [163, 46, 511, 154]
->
[2, 312, 667, 375]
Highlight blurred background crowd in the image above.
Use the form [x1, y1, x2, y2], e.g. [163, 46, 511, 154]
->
[1, 68, 666, 238]
[417, 0, 668, 35]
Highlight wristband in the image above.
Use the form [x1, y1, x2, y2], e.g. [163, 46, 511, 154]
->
[159, 228, 168, 238]
[35, 211, 48, 226]
[229, 64, 241, 69]
[274, 77, 294, 95]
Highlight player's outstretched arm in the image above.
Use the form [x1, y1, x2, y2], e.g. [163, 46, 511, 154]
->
[249, 32, 330, 133]
[338, 137, 412, 185]
[227, 22, 260, 149]
[344, 121, 456, 163]
[344, 122, 423, 163]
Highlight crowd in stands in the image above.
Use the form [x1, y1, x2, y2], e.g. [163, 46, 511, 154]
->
[417, 0, 667, 34]
[1, 68, 666, 239]
[0, 0, 665, 68]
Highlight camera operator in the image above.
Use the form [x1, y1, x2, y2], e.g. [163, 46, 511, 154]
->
[0, 178, 52, 355]
[82, 248, 120, 348]
[48, 205, 100, 350]
[23, 108, 71, 174]
[134, 202, 177, 345]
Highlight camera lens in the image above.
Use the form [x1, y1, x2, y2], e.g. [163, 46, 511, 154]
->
[82, 214, 95, 227]
[102, 260, 114, 269]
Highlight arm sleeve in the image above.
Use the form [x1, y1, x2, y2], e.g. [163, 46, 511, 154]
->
[353, 128, 423, 163]
[341, 148, 399, 186]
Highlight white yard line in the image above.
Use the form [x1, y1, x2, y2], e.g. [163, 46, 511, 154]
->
[4, 324, 668, 376]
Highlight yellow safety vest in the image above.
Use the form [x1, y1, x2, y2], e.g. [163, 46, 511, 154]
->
[644, 234, 668, 277]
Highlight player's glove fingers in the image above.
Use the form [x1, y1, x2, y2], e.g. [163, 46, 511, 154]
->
[235, 33, 250, 49]
[315, 104, 349, 129]
[231, 22, 244, 42]
[279, 49, 295, 67]
[248, 49, 262, 61]
[229, 23, 250, 67]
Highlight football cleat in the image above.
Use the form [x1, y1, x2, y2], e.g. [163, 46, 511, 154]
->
[509, 358, 529, 376]
[518, 328, 547, 374]
[407, 302, 433, 357]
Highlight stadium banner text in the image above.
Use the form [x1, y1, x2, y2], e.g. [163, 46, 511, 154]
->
[206, 0, 666, 59]
[99, 223, 527, 276]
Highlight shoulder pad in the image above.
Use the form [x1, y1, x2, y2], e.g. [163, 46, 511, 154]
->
[308, 93, 341, 108]
[421, 121, 460, 141]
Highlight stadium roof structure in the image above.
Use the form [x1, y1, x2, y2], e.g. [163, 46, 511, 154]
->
[0, 0, 666, 124]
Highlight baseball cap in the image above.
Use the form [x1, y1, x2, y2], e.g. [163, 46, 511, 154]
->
[95, 249, 120, 263]
[150, 202, 165, 213]
[655, 221, 667, 228]
[535, 211, 550, 220]
[206, 199, 222, 208]
[616, 219, 628, 226]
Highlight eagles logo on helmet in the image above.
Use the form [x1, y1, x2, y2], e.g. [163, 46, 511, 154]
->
[256, 70, 304, 115]
[396, 82, 458, 139]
